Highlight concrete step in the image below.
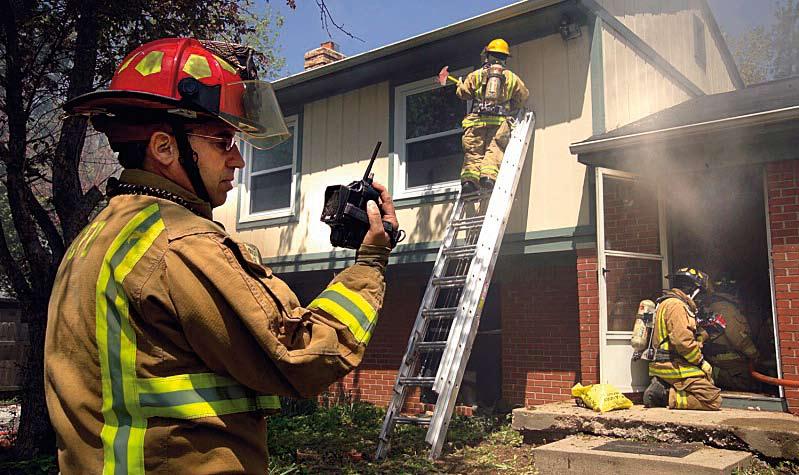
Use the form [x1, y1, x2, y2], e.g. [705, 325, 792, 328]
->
[513, 401, 799, 460]
[534, 435, 753, 475]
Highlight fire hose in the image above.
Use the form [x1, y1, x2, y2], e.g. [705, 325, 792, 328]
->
[749, 362, 799, 388]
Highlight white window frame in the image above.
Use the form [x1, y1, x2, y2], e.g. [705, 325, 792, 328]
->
[238, 114, 299, 223]
[393, 67, 471, 200]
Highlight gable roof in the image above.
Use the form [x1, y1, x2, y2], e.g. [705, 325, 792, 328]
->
[273, 0, 587, 107]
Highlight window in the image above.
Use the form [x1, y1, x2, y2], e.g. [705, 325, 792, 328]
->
[393, 68, 470, 199]
[693, 14, 706, 71]
[239, 114, 299, 222]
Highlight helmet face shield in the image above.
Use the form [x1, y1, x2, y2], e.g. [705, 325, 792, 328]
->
[218, 80, 290, 150]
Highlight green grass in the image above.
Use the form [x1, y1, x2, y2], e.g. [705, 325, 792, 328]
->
[266, 398, 524, 474]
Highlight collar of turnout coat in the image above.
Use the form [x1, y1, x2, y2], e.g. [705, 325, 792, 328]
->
[112, 169, 214, 219]
[660, 288, 698, 313]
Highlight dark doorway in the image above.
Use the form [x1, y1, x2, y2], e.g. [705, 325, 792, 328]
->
[667, 164, 779, 397]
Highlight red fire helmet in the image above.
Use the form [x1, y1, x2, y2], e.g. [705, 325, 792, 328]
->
[64, 37, 289, 149]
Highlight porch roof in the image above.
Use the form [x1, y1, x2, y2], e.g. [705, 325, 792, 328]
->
[570, 77, 799, 171]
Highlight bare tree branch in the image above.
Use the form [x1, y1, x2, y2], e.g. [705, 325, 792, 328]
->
[315, 0, 363, 42]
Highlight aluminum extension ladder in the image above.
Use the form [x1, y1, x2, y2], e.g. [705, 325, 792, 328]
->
[376, 111, 536, 460]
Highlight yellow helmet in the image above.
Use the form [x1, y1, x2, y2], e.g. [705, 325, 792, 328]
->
[485, 38, 510, 56]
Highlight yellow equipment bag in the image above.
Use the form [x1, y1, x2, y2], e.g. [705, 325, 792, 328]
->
[571, 383, 633, 413]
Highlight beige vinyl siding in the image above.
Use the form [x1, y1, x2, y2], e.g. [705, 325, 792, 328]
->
[602, 24, 692, 131]
[598, 0, 736, 94]
[510, 32, 594, 234]
[216, 31, 596, 259]
[394, 32, 595, 243]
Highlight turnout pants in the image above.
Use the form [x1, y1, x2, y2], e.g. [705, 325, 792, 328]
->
[666, 375, 722, 410]
[461, 121, 511, 184]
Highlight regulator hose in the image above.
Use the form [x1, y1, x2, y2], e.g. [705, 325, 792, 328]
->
[749, 362, 799, 388]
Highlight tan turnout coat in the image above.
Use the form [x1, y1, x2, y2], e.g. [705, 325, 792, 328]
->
[45, 170, 389, 474]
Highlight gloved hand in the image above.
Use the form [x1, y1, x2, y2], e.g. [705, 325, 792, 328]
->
[700, 360, 713, 378]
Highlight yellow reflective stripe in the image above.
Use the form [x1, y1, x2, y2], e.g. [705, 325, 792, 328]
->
[257, 395, 281, 409]
[684, 345, 701, 364]
[310, 299, 373, 344]
[213, 54, 238, 74]
[656, 306, 670, 351]
[505, 73, 515, 98]
[137, 373, 280, 419]
[713, 352, 744, 362]
[461, 171, 480, 180]
[81, 221, 107, 257]
[462, 116, 507, 128]
[134, 51, 164, 76]
[649, 365, 705, 379]
[183, 54, 212, 79]
[66, 222, 94, 260]
[137, 373, 239, 393]
[309, 282, 377, 344]
[117, 52, 142, 74]
[675, 390, 687, 409]
[96, 203, 164, 475]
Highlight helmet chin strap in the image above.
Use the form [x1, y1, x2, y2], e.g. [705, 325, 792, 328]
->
[690, 288, 701, 300]
[169, 119, 211, 203]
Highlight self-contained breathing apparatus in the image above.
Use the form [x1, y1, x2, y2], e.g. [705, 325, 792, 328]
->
[321, 142, 405, 250]
[472, 62, 510, 117]
[631, 298, 727, 362]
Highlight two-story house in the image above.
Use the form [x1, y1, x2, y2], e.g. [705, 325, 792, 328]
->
[215, 0, 798, 414]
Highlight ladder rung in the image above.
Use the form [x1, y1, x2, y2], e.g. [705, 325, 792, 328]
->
[452, 216, 485, 230]
[461, 190, 492, 202]
[443, 244, 477, 259]
[394, 415, 432, 425]
[432, 275, 467, 288]
[416, 341, 447, 351]
[422, 307, 457, 320]
[398, 376, 435, 387]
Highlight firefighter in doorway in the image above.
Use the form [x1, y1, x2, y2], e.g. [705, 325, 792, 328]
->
[644, 268, 722, 410]
[703, 278, 761, 392]
[455, 38, 529, 194]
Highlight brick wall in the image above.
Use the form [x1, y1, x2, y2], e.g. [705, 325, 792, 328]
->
[766, 160, 799, 414]
[322, 255, 585, 410]
[576, 249, 600, 387]
[501, 255, 581, 406]
[326, 266, 424, 411]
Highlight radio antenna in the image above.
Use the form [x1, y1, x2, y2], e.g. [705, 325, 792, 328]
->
[362, 141, 382, 181]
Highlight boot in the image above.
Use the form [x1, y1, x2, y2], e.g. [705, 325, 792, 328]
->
[643, 377, 668, 408]
[480, 176, 495, 190]
[461, 180, 479, 195]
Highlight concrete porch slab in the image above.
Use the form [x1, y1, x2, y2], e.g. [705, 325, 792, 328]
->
[512, 401, 799, 460]
[534, 435, 753, 475]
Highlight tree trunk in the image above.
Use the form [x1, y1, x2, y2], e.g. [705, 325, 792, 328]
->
[13, 303, 55, 458]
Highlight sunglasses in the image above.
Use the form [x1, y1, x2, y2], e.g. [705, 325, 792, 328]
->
[185, 132, 237, 152]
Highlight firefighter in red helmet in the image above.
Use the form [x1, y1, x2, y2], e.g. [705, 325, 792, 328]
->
[45, 38, 398, 473]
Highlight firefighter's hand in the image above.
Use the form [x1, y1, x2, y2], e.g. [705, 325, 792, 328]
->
[363, 181, 399, 249]
[700, 360, 713, 378]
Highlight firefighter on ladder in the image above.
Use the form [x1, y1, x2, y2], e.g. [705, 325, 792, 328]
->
[644, 268, 723, 410]
[453, 39, 529, 194]
[45, 38, 398, 473]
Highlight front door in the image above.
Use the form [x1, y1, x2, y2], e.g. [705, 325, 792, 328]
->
[596, 168, 669, 392]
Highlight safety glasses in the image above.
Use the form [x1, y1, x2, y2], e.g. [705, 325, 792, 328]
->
[185, 132, 237, 152]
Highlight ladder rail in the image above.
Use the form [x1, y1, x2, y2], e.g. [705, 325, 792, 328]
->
[376, 111, 536, 461]
[433, 112, 535, 393]
[376, 191, 471, 459]
[427, 112, 536, 457]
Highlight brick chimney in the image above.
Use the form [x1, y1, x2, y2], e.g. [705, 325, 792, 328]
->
[304, 41, 346, 70]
